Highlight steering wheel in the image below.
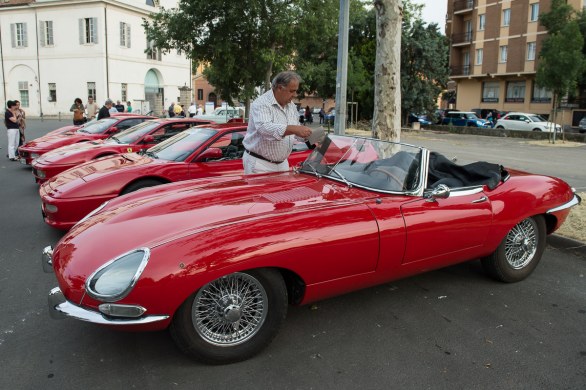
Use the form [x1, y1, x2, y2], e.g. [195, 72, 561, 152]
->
[370, 167, 405, 190]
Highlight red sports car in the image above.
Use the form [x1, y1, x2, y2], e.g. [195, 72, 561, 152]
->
[32, 118, 214, 183]
[39, 123, 311, 230]
[42, 113, 140, 138]
[18, 114, 154, 165]
[42, 134, 580, 364]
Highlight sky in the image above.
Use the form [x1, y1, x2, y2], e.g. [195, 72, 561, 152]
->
[410, 0, 448, 31]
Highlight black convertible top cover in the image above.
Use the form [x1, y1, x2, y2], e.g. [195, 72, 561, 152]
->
[427, 152, 503, 190]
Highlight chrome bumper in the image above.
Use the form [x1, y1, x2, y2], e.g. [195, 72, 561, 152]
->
[547, 194, 581, 214]
[48, 287, 169, 325]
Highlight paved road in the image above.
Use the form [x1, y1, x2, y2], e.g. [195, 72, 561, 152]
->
[0, 120, 584, 389]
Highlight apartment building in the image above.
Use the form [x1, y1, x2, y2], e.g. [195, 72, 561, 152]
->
[0, 0, 191, 117]
[447, 0, 584, 125]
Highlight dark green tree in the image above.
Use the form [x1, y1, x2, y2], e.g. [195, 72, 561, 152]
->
[400, 4, 449, 125]
[143, 0, 299, 114]
[536, 0, 585, 141]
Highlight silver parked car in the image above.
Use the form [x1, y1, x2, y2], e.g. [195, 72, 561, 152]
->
[578, 117, 586, 134]
[494, 112, 561, 132]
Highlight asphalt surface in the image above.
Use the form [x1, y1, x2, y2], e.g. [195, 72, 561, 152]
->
[0, 119, 584, 389]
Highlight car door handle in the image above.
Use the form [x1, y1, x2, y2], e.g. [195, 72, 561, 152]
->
[472, 196, 488, 204]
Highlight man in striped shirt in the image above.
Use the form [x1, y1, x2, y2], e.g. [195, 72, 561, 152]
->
[243, 71, 312, 174]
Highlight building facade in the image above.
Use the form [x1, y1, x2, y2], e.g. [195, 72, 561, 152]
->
[447, 0, 584, 125]
[0, 0, 191, 117]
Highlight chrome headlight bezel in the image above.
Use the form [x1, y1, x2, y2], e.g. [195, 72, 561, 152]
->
[85, 248, 151, 302]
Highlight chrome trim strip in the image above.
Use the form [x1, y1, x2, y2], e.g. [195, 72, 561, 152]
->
[448, 186, 485, 197]
[48, 287, 169, 325]
[547, 194, 581, 214]
[42, 246, 54, 273]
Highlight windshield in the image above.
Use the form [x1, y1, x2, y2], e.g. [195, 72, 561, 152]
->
[146, 127, 218, 161]
[299, 135, 423, 193]
[465, 113, 479, 119]
[113, 121, 160, 144]
[77, 118, 118, 134]
[528, 115, 547, 122]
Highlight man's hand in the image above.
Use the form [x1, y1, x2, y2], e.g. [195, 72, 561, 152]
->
[284, 125, 312, 139]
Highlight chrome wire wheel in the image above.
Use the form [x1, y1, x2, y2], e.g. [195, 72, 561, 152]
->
[504, 218, 538, 269]
[192, 272, 268, 346]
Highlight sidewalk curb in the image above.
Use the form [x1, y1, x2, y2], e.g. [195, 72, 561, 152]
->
[547, 234, 586, 257]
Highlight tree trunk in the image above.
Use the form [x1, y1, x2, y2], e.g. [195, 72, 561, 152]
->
[372, 0, 402, 141]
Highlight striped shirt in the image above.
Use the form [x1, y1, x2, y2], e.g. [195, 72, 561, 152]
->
[243, 88, 301, 163]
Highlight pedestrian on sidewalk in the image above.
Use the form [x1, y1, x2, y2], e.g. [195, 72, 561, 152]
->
[5, 100, 20, 161]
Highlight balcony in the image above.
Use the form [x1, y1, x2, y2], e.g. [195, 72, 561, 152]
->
[450, 65, 471, 76]
[451, 31, 473, 46]
[454, 0, 475, 14]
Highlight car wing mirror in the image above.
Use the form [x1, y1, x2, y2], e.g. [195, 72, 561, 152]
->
[106, 126, 119, 134]
[195, 147, 223, 162]
[425, 184, 450, 202]
[142, 134, 155, 143]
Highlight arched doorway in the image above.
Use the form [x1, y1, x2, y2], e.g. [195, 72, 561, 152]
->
[144, 69, 164, 115]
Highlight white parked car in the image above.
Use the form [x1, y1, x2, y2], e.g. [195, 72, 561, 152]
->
[494, 112, 561, 132]
[197, 107, 245, 123]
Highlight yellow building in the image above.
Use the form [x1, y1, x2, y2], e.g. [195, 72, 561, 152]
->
[447, 0, 585, 126]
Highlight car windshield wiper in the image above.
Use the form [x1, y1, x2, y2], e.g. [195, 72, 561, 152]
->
[145, 151, 158, 159]
[77, 129, 89, 133]
[301, 161, 321, 178]
[110, 136, 121, 144]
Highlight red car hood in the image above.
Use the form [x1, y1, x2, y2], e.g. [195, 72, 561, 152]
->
[36, 140, 111, 164]
[45, 153, 153, 191]
[57, 173, 362, 267]
[22, 132, 91, 150]
[45, 125, 80, 137]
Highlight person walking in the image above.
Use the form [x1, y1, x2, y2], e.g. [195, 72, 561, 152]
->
[5, 100, 20, 161]
[85, 97, 99, 120]
[70, 98, 86, 126]
[188, 102, 197, 117]
[242, 71, 311, 174]
[126, 101, 133, 112]
[319, 108, 325, 124]
[168, 102, 176, 118]
[98, 99, 113, 120]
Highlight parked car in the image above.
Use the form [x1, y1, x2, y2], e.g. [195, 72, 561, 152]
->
[42, 113, 139, 138]
[196, 107, 245, 123]
[39, 123, 311, 230]
[31, 118, 214, 183]
[494, 112, 561, 132]
[18, 114, 155, 165]
[579, 117, 586, 133]
[43, 134, 580, 364]
[408, 113, 433, 127]
[441, 111, 492, 128]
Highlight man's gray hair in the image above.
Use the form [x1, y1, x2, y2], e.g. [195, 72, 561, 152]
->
[105, 98, 113, 105]
[271, 71, 302, 89]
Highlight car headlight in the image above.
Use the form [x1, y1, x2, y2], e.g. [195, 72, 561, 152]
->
[35, 169, 46, 179]
[31, 153, 40, 159]
[86, 248, 150, 302]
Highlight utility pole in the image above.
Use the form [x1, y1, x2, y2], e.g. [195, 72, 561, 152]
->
[334, 0, 349, 135]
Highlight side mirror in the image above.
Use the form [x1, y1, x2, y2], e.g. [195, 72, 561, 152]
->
[426, 184, 450, 202]
[524, 119, 530, 123]
[195, 147, 223, 162]
[142, 134, 155, 143]
[106, 126, 118, 134]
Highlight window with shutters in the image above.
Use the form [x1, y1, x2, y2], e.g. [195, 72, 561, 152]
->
[120, 22, 131, 48]
[88, 82, 96, 100]
[40, 21, 54, 46]
[48, 83, 57, 102]
[121, 83, 127, 102]
[80, 18, 98, 44]
[19, 81, 30, 107]
[11, 23, 28, 48]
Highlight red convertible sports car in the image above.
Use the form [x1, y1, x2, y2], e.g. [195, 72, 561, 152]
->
[42, 134, 580, 364]
[31, 118, 214, 183]
[18, 114, 154, 165]
[39, 123, 311, 230]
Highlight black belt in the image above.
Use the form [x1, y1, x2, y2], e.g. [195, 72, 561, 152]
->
[245, 149, 284, 165]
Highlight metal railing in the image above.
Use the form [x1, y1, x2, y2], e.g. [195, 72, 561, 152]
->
[454, 0, 475, 13]
[451, 31, 473, 45]
[450, 65, 471, 76]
